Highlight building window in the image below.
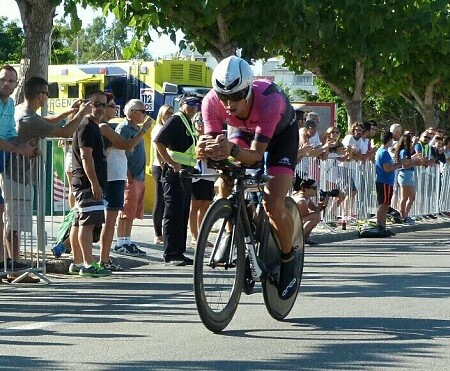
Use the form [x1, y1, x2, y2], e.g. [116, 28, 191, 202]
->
[294, 74, 314, 86]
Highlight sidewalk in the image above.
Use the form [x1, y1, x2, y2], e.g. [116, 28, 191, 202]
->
[44, 213, 450, 274]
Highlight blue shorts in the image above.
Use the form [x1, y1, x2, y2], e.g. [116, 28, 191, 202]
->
[398, 170, 415, 187]
[104, 180, 126, 211]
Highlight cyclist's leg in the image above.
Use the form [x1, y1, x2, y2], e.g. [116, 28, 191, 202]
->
[264, 173, 299, 299]
[264, 121, 299, 299]
[264, 173, 294, 254]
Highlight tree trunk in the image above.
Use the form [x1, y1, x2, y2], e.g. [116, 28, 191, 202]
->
[343, 98, 363, 128]
[14, 0, 57, 103]
[312, 60, 365, 131]
[402, 77, 441, 130]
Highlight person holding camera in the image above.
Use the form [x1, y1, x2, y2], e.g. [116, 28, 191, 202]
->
[292, 177, 331, 245]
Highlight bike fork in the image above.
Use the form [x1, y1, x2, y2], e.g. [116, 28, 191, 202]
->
[245, 237, 265, 281]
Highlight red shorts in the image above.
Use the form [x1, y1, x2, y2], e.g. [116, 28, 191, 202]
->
[119, 176, 145, 219]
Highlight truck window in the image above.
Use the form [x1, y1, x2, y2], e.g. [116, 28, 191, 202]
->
[68, 85, 78, 98]
[48, 82, 59, 98]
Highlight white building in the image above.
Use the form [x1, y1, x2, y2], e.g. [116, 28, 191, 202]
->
[252, 57, 318, 100]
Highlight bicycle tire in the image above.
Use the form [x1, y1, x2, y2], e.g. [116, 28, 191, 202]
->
[261, 197, 305, 320]
[193, 198, 246, 332]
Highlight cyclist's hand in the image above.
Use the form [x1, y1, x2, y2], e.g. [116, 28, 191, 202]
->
[206, 138, 229, 161]
[196, 135, 214, 159]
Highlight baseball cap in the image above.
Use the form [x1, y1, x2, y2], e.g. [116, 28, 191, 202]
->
[305, 120, 317, 129]
[179, 94, 201, 106]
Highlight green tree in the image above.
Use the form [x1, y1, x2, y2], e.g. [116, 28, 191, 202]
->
[72, 0, 296, 61]
[50, 20, 76, 64]
[0, 17, 23, 64]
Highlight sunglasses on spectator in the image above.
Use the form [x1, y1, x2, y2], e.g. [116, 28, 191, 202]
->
[132, 109, 146, 114]
[164, 110, 174, 115]
[93, 102, 107, 108]
[216, 88, 249, 102]
[423, 136, 431, 140]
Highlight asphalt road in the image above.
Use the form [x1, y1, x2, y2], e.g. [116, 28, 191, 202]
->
[1, 227, 449, 370]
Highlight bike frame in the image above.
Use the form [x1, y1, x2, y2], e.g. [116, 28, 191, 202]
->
[218, 173, 268, 281]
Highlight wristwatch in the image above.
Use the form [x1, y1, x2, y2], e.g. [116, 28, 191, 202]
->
[230, 144, 240, 158]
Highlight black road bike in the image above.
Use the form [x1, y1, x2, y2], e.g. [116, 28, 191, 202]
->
[187, 160, 305, 333]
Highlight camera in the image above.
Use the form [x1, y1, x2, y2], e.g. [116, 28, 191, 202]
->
[319, 188, 340, 201]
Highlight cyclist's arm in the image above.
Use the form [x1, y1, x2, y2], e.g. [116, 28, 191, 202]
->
[204, 134, 267, 165]
[229, 140, 267, 165]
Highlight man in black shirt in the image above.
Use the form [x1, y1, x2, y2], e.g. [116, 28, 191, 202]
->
[69, 90, 110, 277]
[154, 94, 200, 265]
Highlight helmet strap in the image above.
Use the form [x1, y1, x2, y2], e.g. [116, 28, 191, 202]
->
[245, 87, 253, 103]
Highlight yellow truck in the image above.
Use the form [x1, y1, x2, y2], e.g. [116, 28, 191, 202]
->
[46, 59, 212, 213]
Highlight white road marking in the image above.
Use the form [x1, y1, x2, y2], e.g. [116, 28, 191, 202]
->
[0, 317, 78, 333]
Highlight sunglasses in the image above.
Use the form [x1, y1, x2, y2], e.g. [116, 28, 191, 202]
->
[423, 136, 431, 140]
[216, 88, 248, 103]
[93, 102, 107, 108]
[164, 111, 174, 115]
[132, 109, 146, 114]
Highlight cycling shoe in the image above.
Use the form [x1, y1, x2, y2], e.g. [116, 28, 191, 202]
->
[278, 256, 298, 300]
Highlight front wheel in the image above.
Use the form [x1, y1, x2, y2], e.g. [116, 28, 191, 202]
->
[193, 198, 245, 332]
[261, 197, 305, 320]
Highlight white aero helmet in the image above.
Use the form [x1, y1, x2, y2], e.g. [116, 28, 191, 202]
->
[212, 56, 254, 101]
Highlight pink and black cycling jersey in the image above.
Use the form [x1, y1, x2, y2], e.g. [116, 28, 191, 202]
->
[202, 79, 298, 176]
[202, 79, 295, 143]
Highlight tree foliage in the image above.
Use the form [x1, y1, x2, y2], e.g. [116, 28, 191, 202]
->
[51, 17, 152, 64]
[0, 16, 23, 64]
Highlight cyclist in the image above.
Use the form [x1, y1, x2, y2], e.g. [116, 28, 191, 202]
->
[196, 56, 299, 300]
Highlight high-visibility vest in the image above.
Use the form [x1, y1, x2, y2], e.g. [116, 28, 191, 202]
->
[167, 112, 197, 167]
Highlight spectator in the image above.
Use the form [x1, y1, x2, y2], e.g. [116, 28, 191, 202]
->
[0, 65, 38, 273]
[150, 104, 174, 245]
[375, 130, 412, 236]
[113, 99, 149, 256]
[444, 136, 450, 164]
[360, 121, 378, 161]
[154, 93, 200, 266]
[68, 90, 111, 277]
[390, 123, 403, 146]
[394, 133, 420, 223]
[189, 111, 216, 247]
[342, 122, 364, 160]
[414, 131, 435, 167]
[98, 94, 151, 270]
[340, 122, 365, 218]
[292, 177, 329, 245]
[294, 108, 305, 129]
[431, 136, 446, 166]
[322, 127, 346, 207]
[297, 120, 325, 179]
[2, 76, 90, 273]
[305, 111, 322, 146]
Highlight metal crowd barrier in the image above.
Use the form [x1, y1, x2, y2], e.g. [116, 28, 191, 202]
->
[0, 139, 48, 283]
[296, 156, 450, 226]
